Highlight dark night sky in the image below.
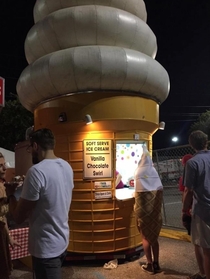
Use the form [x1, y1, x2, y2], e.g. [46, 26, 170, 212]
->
[0, 0, 210, 149]
[145, 0, 210, 149]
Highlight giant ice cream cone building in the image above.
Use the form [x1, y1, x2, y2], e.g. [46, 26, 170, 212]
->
[17, 0, 169, 254]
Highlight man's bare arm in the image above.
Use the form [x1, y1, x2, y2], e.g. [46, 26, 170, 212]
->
[8, 196, 37, 224]
[182, 187, 193, 212]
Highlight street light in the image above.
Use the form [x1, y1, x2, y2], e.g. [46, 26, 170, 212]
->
[172, 136, 179, 142]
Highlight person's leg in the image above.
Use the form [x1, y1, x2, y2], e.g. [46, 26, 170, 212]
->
[151, 239, 161, 273]
[140, 237, 154, 274]
[191, 215, 207, 278]
[32, 252, 66, 279]
[32, 256, 45, 279]
[136, 220, 152, 264]
[203, 247, 210, 279]
[151, 239, 159, 263]
[142, 237, 152, 263]
[194, 245, 205, 275]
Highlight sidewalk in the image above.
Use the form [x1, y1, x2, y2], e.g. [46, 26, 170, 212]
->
[12, 232, 197, 279]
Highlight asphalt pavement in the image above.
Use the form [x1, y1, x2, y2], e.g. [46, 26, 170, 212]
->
[12, 230, 198, 279]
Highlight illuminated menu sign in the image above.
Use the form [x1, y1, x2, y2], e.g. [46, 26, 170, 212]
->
[83, 140, 112, 179]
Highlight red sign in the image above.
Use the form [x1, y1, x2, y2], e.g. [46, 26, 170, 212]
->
[0, 77, 5, 107]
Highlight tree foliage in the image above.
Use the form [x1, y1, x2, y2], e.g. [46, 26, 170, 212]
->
[189, 110, 210, 138]
[0, 99, 34, 151]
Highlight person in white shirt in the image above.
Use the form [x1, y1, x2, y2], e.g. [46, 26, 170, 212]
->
[6, 128, 74, 279]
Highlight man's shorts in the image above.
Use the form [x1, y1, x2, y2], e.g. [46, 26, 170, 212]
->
[191, 214, 210, 248]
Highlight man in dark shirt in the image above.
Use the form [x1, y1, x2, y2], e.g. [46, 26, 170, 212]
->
[183, 130, 210, 279]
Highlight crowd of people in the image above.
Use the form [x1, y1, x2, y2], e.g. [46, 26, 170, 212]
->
[0, 128, 210, 279]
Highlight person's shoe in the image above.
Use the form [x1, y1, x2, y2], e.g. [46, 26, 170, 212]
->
[188, 272, 206, 279]
[141, 263, 154, 274]
[153, 261, 162, 273]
